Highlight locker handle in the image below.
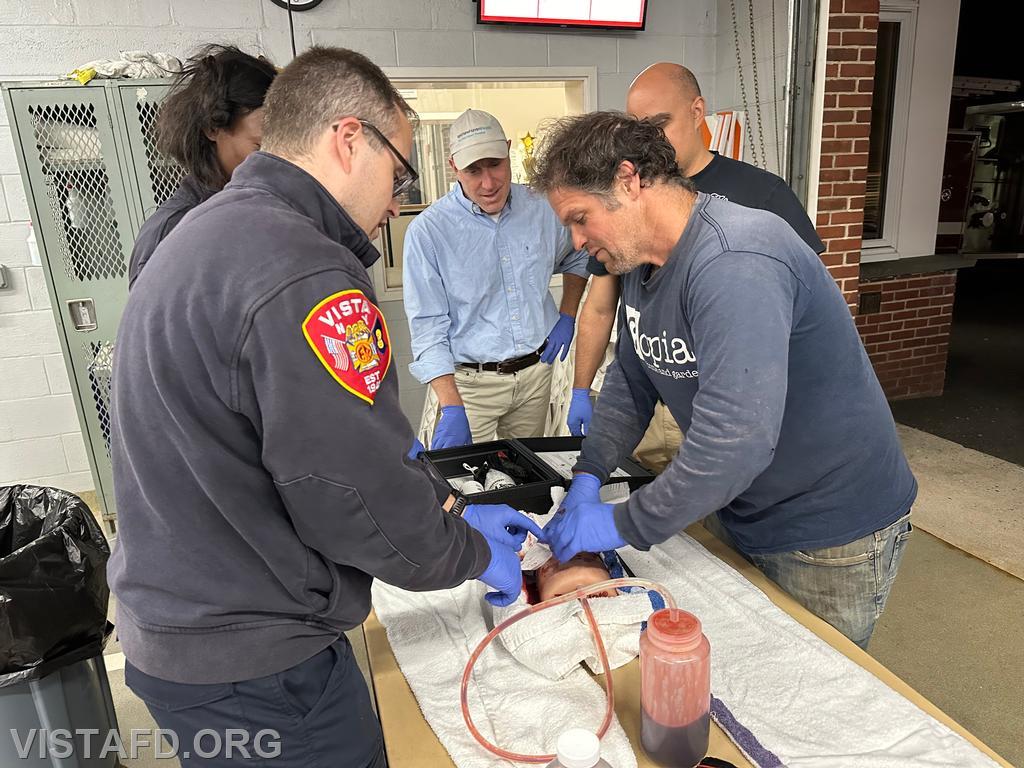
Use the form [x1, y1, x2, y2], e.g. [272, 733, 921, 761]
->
[67, 298, 98, 332]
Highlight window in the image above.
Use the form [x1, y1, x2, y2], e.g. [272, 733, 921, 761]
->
[864, 21, 900, 240]
[862, 6, 916, 256]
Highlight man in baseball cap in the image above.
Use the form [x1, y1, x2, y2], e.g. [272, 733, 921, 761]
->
[449, 108, 511, 170]
[403, 108, 590, 449]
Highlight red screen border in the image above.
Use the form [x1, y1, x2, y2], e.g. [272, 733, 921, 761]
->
[477, 1, 648, 31]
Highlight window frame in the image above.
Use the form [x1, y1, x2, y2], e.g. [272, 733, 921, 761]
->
[861, 4, 918, 262]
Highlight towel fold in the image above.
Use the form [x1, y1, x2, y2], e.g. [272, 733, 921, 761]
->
[372, 580, 638, 768]
[492, 588, 656, 679]
[491, 492, 659, 680]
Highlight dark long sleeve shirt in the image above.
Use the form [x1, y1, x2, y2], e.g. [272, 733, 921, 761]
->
[109, 152, 488, 684]
[576, 194, 917, 555]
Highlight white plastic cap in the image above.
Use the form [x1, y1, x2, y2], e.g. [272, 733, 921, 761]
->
[555, 729, 602, 768]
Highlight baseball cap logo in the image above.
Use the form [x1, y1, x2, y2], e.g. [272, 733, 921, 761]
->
[457, 126, 490, 140]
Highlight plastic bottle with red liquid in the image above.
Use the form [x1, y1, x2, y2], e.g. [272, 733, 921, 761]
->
[639, 608, 711, 767]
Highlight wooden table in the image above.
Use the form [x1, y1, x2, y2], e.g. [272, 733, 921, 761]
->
[362, 524, 1011, 767]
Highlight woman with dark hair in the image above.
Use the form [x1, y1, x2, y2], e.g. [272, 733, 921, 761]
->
[128, 45, 277, 287]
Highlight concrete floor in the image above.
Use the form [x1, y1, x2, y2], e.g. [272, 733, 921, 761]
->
[869, 530, 1024, 767]
[897, 424, 1024, 580]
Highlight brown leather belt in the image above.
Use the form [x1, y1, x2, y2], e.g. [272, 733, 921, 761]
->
[458, 345, 545, 375]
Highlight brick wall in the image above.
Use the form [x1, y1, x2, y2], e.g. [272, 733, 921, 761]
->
[818, 0, 956, 400]
[855, 272, 956, 399]
[816, 0, 879, 310]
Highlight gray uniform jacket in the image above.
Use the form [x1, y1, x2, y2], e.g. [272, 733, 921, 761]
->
[108, 151, 489, 685]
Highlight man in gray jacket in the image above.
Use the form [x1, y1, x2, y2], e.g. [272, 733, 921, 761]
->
[109, 47, 539, 767]
[534, 112, 916, 649]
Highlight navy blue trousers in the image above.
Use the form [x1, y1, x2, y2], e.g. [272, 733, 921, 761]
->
[125, 636, 385, 767]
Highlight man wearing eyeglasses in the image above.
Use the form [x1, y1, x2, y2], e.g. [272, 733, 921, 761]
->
[403, 109, 590, 450]
[108, 48, 539, 767]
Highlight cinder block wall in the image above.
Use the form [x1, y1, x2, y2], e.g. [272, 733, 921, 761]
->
[714, 0, 791, 178]
[0, 0, 721, 490]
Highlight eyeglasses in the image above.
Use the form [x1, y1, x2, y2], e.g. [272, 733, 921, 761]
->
[332, 119, 419, 198]
[333, 119, 419, 197]
[360, 120, 419, 197]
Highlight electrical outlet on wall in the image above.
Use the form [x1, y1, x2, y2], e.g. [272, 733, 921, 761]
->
[0, 264, 8, 290]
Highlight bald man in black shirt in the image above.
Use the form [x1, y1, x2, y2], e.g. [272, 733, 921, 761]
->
[567, 63, 824, 468]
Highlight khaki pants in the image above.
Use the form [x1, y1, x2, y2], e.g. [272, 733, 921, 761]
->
[632, 402, 684, 473]
[420, 362, 554, 445]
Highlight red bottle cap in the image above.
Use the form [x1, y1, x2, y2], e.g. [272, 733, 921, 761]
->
[647, 608, 703, 651]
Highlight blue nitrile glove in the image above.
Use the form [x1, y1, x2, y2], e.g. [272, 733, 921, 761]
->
[464, 504, 546, 551]
[478, 537, 525, 607]
[431, 405, 472, 450]
[407, 438, 425, 460]
[566, 388, 593, 436]
[543, 501, 626, 563]
[541, 312, 576, 364]
[561, 472, 603, 513]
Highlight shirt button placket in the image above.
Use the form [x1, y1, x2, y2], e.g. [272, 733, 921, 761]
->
[499, 234, 522, 353]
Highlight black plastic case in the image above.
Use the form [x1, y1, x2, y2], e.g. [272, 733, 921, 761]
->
[422, 436, 656, 515]
[515, 436, 656, 492]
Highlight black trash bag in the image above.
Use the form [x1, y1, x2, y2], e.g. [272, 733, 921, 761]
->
[0, 485, 112, 688]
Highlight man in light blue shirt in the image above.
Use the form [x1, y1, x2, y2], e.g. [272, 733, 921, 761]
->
[404, 109, 589, 449]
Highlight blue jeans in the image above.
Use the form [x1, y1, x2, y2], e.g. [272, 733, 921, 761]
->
[704, 512, 913, 649]
[125, 636, 385, 767]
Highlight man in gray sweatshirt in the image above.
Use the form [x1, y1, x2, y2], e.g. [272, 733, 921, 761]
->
[109, 48, 540, 767]
[534, 112, 916, 649]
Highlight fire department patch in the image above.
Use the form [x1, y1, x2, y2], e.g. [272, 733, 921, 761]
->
[302, 289, 391, 404]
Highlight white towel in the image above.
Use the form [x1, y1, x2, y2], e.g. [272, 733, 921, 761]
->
[69, 51, 181, 80]
[492, 589, 657, 680]
[372, 580, 638, 768]
[623, 534, 1002, 768]
[493, 593, 659, 684]
[492, 498, 660, 680]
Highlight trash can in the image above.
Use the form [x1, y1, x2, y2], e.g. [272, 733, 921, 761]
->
[0, 485, 118, 768]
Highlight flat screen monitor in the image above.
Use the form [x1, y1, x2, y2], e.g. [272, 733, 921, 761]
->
[477, 0, 648, 31]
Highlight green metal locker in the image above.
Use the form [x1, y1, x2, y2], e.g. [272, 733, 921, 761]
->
[2, 79, 184, 534]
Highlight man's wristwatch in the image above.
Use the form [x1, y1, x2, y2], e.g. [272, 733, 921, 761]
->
[449, 491, 468, 518]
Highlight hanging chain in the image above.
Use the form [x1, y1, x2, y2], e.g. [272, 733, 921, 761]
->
[770, 0, 783, 173]
[747, 0, 769, 169]
[730, 0, 757, 164]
